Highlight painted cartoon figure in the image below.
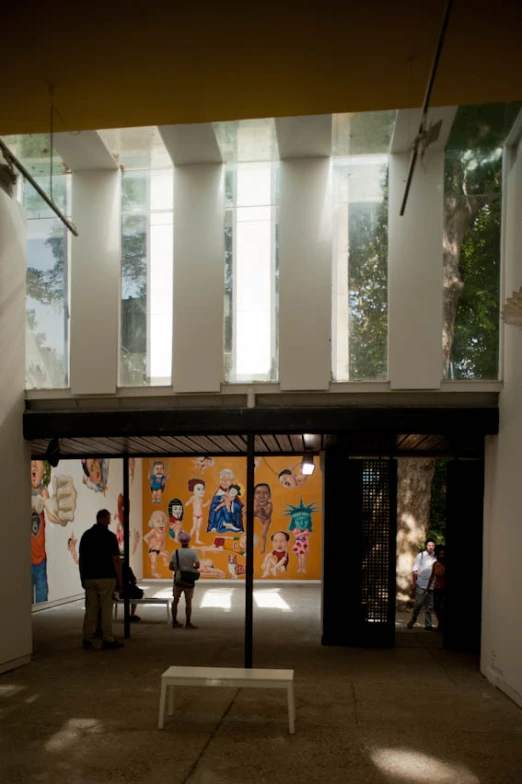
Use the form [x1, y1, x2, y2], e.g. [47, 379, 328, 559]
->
[31, 460, 78, 604]
[261, 531, 290, 578]
[132, 528, 141, 555]
[201, 533, 258, 557]
[207, 469, 244, 533]
[167, 498, 185, 541]
[199, 558, 226, 579]
[186, 478, 209, 545]
[149, 460, 170, 504]
[114, 493, 124, 549]
[283, 498, 319, 574]
[278, 462, 308, 489]
[129, 457, 136, 485]
[213, 484, 244, 531]
[143, 511, 170, 578]
[81, 458, 109, 494]
[192, 456, 215, 473]
[254, 482, 273, 555]
[227, 554, 247, 579]
[67, 532, 79, 565]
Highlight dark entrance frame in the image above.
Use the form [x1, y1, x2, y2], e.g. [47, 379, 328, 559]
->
[25, 404, 497, 662]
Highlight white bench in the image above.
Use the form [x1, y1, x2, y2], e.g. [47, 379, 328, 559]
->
[158, 666, 295, 733]
[113, 596, 170, 623]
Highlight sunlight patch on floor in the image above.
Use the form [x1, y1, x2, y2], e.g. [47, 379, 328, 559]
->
[45, 718, 102, 752]
[0, 684, 25, 698]
[370, 748, 480, 783]
[253, 589, 292, 612]
[199, 588, 233, 610]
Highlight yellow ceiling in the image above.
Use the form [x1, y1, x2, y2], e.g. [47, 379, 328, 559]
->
[2, 0, 522, 136]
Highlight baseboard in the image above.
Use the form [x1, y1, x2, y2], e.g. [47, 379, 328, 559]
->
[0, 654, 31, 676]
[483, 667, 522, 709]
[31, 593, 84, 613]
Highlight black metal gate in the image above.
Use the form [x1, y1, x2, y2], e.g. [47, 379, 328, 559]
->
[323, 455, 397, 647]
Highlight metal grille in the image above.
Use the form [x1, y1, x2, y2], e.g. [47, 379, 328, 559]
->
[360, 459, 391, 624]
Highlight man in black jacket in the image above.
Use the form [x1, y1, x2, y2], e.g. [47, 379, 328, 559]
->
[79, 509, 123, 649]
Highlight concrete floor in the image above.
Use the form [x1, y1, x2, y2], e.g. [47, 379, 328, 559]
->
[1, 583, 522, 784]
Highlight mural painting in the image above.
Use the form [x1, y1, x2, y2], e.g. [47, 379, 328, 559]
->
[142, 455, 322, 580]
[30, 460, 78, 603]
[30, 458, 143, 607]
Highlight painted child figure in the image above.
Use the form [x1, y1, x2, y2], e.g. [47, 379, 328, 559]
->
[261, 531, 290, 578]
[186, 478, 209, 545]
[143, 511, 170, 578]
[149, 460, 169, 505]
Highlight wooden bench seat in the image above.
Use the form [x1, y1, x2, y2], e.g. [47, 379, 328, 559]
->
[158, 665, 295, 733]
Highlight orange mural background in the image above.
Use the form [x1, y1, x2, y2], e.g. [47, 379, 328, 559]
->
[142, 455, 322, 580]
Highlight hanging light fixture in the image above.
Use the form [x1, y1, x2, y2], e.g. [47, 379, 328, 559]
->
[302, 453, 315, 476]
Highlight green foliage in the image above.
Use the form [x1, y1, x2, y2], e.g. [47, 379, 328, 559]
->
[26, 226, 66, 308]
[348, 175, 388, 380]
[445, 149, 502, 379]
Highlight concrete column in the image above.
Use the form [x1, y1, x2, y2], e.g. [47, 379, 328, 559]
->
[0, 188, 32, 673]
[70, 171, 121, 394]
[279, 158, 332, 390]
[388, 151, 443, 389]
[172, 164, 224, 393]
[482, 136, 522, 707]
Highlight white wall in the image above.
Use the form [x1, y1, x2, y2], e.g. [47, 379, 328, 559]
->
[70, 171, 121, 394]
[482, 138, 522, 707]
[0, 188, 32, 673]
[172, 164, 224, 392]
[279, 158, 332, 390]
[388, 151, 443, 389]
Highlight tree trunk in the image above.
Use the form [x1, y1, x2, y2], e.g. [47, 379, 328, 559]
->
[396, 458, 437, 608]
[396, 188, 482, 607]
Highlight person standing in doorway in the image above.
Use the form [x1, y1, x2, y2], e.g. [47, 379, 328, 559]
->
[427, 545, 446, 632]
[169, 532, 200, 629]
[407, 538, 437, 630]
[79, 509, 123, 649]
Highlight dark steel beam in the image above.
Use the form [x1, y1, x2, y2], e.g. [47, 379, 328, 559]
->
[244, 433, 255, 669]
[23, 406, 499, 440]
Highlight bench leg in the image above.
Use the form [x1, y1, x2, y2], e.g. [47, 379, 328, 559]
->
[113, 603, 117, 621]
[166, 603, 170, 624]
[168, 685, 174, 716]
[158, 681, 167, 729]
[287, 684, 295, 734]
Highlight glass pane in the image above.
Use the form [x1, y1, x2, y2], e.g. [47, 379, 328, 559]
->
[120, 167, 174, 387]
[120, 213, 147, 385]
[443, 146, 502, 380]
[214, 119, 279, 163]
[332, 157, 388, 381]
[26, 218, 69, 389]
[224, 163, 278, 383]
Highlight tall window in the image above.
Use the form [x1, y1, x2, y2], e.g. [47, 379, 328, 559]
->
[443, 124, 502, 380]
[14, 134, 71, 390]
[224, 162, 279, 383]
[120, 167, 173, 386]
[332, 155, 389, 381]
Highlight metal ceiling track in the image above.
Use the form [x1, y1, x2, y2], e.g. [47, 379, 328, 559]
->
[400, 0, 454, 216]
[0, 138, 78, 236]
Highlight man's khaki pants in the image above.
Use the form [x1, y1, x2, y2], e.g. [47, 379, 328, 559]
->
[83, 578, 116, 642]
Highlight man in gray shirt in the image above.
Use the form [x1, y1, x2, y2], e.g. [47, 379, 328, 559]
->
[169, 531, 200, 629]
